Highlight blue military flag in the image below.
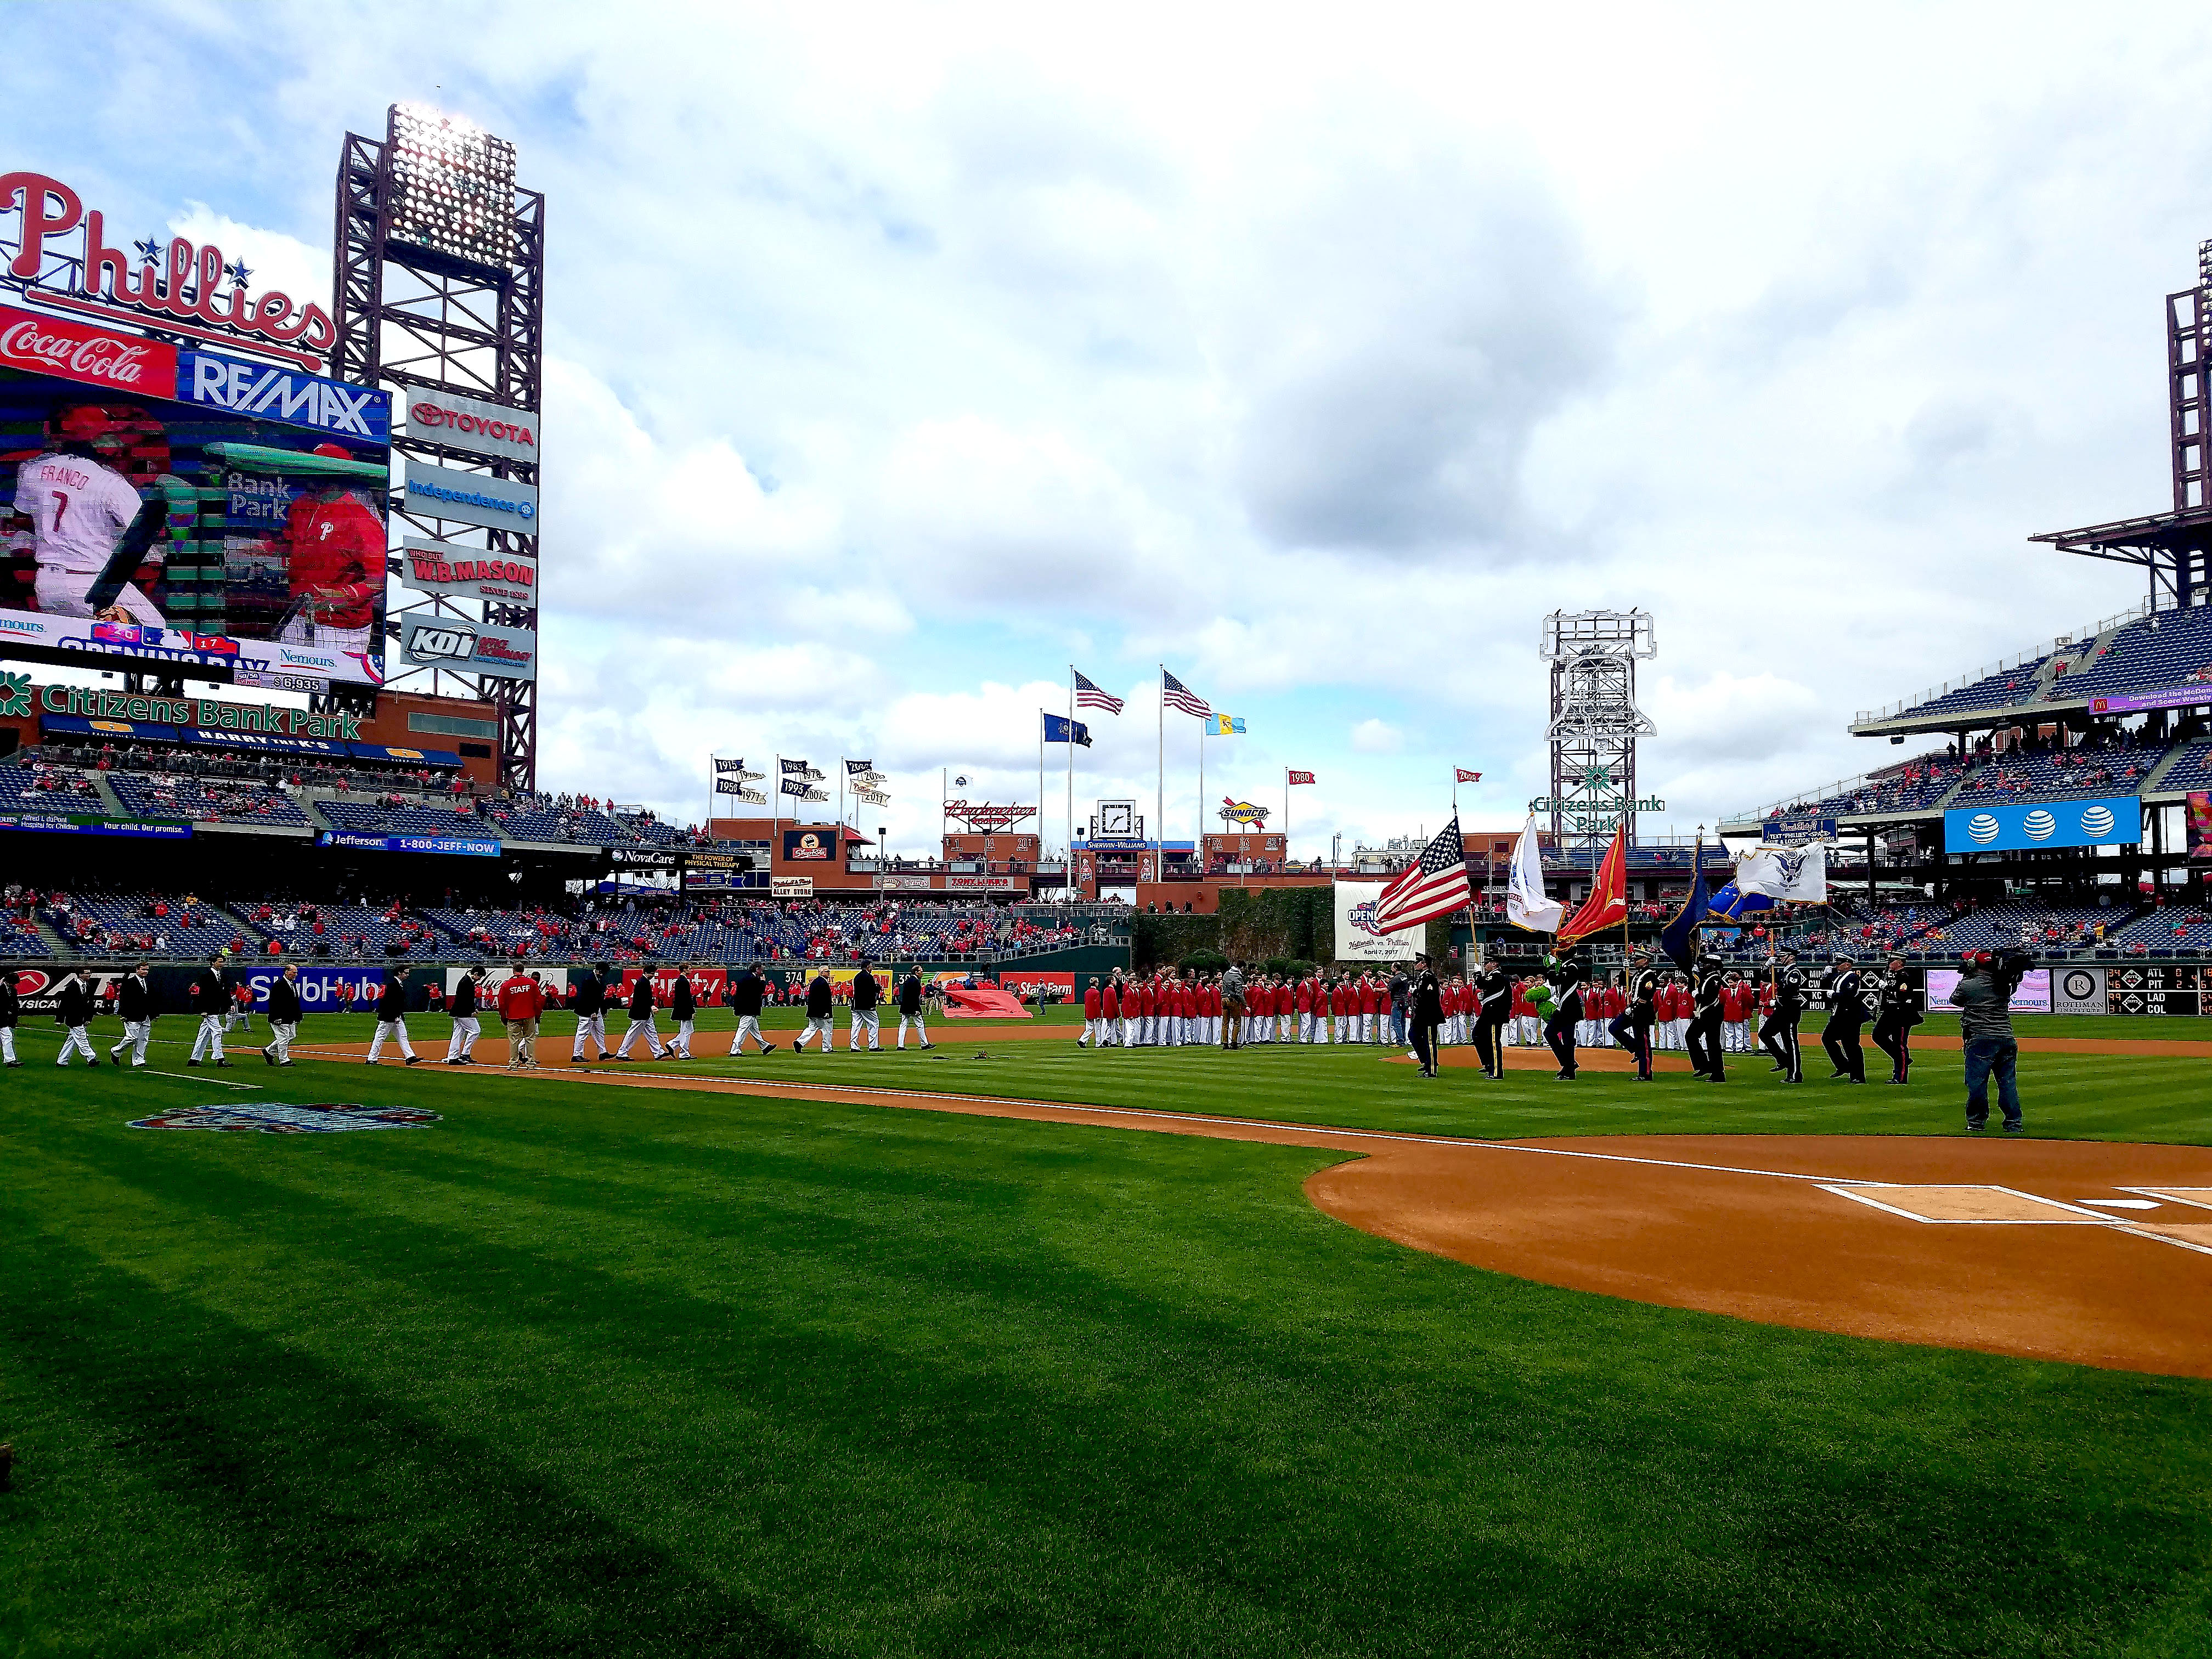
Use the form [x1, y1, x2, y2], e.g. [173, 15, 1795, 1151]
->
[1042, 713, 1092, 747]
[1658, 841, 1713, 971]
[1706, 880, 1775, 923]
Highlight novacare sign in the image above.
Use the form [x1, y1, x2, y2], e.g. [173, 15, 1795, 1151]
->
[402, 459, 537, 532]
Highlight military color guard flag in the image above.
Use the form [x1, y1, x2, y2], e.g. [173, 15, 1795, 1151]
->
[1367, 817, 1471, 934]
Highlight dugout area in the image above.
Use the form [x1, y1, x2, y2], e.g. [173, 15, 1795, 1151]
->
[5, 1007, 2212, 1657]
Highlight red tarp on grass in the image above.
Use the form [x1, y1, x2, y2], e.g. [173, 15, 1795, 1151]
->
[940, 985, 1031, 1019]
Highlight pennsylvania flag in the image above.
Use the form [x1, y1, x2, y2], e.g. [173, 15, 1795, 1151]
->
[1042, 713, 1092, 747]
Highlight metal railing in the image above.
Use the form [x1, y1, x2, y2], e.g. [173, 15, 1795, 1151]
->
[1854, 601, 2147, 724]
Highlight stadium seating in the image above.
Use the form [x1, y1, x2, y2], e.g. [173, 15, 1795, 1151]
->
[106, 773, 313, 827]
[0, 765, 106, 811]
[38, 892, 258, 959]
[2051, 606, 2212, 700]
[317, 798, 496, 839]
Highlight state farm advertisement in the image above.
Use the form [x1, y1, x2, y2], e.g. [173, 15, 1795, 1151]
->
[0, 303, 177, 394]
[400, 536, 537, 605]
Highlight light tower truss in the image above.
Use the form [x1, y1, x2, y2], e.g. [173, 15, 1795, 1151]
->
[332, 103, 545, 787]
[1539, 608, 1657, 861]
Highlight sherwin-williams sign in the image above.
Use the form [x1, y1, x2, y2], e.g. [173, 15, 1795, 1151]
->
[1943, 795, 2140, 853]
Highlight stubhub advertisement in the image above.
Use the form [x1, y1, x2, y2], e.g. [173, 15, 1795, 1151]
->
[1943, 795, 2140, 854]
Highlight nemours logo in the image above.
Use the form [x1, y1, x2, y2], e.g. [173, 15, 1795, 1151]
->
[129, 1103, 442, 1134]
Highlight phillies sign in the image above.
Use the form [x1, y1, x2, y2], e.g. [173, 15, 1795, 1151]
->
[0, 302, 176, 392]
[2, 171, 335, 370]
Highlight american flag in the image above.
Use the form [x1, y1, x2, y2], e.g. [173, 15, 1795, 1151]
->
[1074, 670, 1123, 715]
[1368, 817, 1471, 934]
[1162, 670, 1209, 717]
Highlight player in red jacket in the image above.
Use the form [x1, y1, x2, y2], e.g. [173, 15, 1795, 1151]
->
[276, 448, 387, 667]
[1081, 978, 1103, 1048]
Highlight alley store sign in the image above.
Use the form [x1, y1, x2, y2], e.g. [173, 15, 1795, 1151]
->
[2, 171, 337, 369]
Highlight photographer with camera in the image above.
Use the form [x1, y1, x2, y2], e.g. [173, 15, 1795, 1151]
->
[1949, 950, 2029, 1134]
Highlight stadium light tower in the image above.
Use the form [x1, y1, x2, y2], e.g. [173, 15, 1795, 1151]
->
[1539, 609, 1657, 863]
[332, 104, 545, 787]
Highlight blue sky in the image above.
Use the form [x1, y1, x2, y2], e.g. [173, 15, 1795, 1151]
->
[10, 3, 2212, 858]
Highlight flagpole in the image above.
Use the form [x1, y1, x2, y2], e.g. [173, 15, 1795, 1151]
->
[773, 753, 780, 847]
[1198, 724, 1206, 876]
[1619, 812, 1632, 972]
[1156, 667, 1165, 886]
[1066, 668, 1075, 890]
[1284, 766, 1290, 847]
[1037, 713, 1045, 883]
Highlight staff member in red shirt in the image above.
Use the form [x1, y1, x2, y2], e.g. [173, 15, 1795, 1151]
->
[1101, 975, 1122, 1048]
[496, 966, 544, 1071]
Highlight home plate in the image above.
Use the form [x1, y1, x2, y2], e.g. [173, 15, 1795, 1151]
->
[1822, 1184, 2111, 1223]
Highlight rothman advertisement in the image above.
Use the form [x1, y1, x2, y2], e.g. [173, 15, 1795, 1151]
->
[1332, 879, 1419, 963]
[0, 308, 392, 688]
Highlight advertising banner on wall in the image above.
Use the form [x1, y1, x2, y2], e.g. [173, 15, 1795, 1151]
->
[0, 334, 391, 688]
[782, 828, 836, 862]
[400, 459, 538, 532]
[241, 966, 386, 1011]
[399, 538, 537, 606]
[771, 875, 815, 899]
[1925, 967, 2053, 1014]
[1333, 880, 1420, 963]
[402, 387, 539, 463]
[399, 614, 538, 681]
[617, 965, 725, 1008]
[317, 828, 500, 857]
[0, 811, 190, 839]
[1762, 815, 1836, 845]
[1943, 796, 2140, 853]
[2051, 964, 2107, 1015]
[443, 966, 571, 998]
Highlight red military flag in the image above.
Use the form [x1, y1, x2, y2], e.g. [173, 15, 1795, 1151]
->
[1555, 820, 1629, 944]
[1368, 818, 1471, 934]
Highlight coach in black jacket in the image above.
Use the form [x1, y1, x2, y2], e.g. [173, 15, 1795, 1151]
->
[0, 969, 20, 1065]
[55, 973, 97, 1066]
[110, 962, 155, 1068]
[670, 967, 698, 1059]
[616, 969, 665, 1060]
[848, 963, 882, 1052]
[264, 966, 302, 1067]
[368, 974, 422, 1065]
[570, 966, 611, 1063]
[799, 970, 835, 1054]
[727, 966, 773, 1056]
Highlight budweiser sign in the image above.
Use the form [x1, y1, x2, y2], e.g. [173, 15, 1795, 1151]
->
[2, 171, 335, 370]
[942, 800, 1038, 831]
[0, 303, 176, 392]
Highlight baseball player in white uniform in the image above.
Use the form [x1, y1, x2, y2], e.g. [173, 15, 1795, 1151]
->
[15, 409, 162, 624]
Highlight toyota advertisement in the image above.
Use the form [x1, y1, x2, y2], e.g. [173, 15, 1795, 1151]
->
[0, 304, 392, 687]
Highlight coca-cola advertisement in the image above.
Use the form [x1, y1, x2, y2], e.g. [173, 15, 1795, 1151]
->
[0, 336, 392, 688]
[0, 305, 177, 393]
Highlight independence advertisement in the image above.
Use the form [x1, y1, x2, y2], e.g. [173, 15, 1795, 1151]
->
[0, 313, 391, 688]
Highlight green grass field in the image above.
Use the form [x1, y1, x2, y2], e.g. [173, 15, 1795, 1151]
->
[6, 1009, 2211, 1657]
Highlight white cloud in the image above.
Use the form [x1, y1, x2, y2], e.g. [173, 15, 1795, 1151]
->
[1350, 719, 1404, 755]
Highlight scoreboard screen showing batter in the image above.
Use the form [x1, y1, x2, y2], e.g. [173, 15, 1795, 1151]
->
[0, 342, 393, 689]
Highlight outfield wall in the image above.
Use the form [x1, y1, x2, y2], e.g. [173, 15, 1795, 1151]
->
[4, 943, 1132, 1017]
